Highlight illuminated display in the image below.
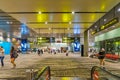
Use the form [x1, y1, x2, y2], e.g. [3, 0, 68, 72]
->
[21, 39, 28, 53]
[91, 30, 97, 35]
[37, 37, 55, 43]
[62, 37, 80, 43]
[21, 24, 29, 35]
[91, 17, 119, 35]
[100, 17, 118, 30]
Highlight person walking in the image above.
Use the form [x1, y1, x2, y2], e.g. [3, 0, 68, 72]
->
[98, 48, 106, 68]
[10, 46, 17, 68]
[0, 46, 4, 67]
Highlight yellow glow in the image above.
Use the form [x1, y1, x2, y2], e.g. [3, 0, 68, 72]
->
[62, 14, 72, 22]
[101, 3, 105, 11]
[62, 77, 71, 80]
[101, 5, 105, 11]
[37, 14, 48, 22]
[91, 15, 95, 21]
[101, 25, 105, 30]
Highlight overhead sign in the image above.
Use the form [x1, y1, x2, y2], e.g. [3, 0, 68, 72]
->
[62, 37, 80, 43]
[91, 17, 119, 35]
[37, 37, 55, 43]
[100, 17, 119, 30]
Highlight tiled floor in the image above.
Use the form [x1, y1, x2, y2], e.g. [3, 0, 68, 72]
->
[0, 53, 120, 80]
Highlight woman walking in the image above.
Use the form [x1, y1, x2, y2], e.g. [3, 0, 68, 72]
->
[10, 46, 17, 68]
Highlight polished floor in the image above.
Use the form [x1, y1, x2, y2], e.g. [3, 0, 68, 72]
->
[0, 52, 120, 80]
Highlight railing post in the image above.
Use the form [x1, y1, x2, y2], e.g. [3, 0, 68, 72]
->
[46, 66, 51, 80]
[26, 69, 34, 80]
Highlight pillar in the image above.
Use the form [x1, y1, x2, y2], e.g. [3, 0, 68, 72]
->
[84, 30, 88, 56]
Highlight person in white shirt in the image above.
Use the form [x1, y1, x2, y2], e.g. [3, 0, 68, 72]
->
[0, 46, 4, 67]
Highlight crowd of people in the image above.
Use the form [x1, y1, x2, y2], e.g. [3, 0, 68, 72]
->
[0, 46, 107, 69]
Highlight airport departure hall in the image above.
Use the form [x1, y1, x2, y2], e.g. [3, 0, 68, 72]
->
[0, 0, 120, 80]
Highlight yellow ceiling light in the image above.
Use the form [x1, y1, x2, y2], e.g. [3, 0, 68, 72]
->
[101, 3, 105, 11]
[62, 14, 72, 22]
[37, 14, 48, 22]
[38, 11, 42, 14]
[91, 15, 95, 21]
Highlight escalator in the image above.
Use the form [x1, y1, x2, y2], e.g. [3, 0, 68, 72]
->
[32, 66, 120, 80]
[91, 66, 120, 80]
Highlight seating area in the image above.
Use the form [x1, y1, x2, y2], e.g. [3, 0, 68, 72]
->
[105, 54, 119, 60]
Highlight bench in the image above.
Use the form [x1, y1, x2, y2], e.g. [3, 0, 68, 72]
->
[105, 54, 119, 60]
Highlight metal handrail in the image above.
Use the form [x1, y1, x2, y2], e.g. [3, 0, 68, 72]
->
[33, 66, 51, 80]
[91, 66, 120, 80]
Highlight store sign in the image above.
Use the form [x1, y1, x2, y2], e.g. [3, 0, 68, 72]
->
[100, 17, 119, 30]
[91, 30, 97, 35]
[62, 37, 80, 43]
[91, 17, 119, 35]
[37, 37, 55, 43]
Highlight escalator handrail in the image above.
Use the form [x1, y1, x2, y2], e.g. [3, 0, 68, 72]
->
[34, 66, 51, 80]
[91, 66, 120, 80]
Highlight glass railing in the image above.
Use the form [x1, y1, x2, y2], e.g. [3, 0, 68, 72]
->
[91, 66, 120, 80]
[33, 66, 51, 80]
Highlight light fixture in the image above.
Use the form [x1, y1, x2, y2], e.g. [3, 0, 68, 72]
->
[45, 22, 48, 24]
[38, 11, 42, 14]
[95, 26, 97, 28]
[104, 19, 107, 21]
[6, 21, 9, 24]
[69, 22, 71, 24]
[72, 11, 75, 14]
[117, 8, 120, 12]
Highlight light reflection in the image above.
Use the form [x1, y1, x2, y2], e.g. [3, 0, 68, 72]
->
[62, 14, 71, 22]
[73, 24, 80, 34]
[37, 14, 47, 22]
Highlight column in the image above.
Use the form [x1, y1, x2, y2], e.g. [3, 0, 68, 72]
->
[84, 30, 88, 56]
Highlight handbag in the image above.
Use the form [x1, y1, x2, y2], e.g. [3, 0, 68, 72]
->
[13, 51, 18, 58]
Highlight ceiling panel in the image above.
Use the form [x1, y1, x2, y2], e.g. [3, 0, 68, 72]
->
[0, 0, 119, 37]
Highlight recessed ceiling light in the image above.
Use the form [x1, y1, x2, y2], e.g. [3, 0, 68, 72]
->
[117, 8, 120, 12]
[69, 22, 71, 24]
[104, 19, 107, 21]
[45, 22, 48, 24]
[38, 11, 42, 14]
[6, 21, 9, 24]
[72, 11, 75, 14]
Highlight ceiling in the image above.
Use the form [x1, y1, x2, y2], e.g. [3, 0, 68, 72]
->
[0, 0, 120, 38]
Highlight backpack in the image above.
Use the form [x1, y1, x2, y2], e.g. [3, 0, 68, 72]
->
[13, 51, 18, 58]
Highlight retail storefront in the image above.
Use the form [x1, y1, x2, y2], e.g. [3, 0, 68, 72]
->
[87, 3, 120, 56]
